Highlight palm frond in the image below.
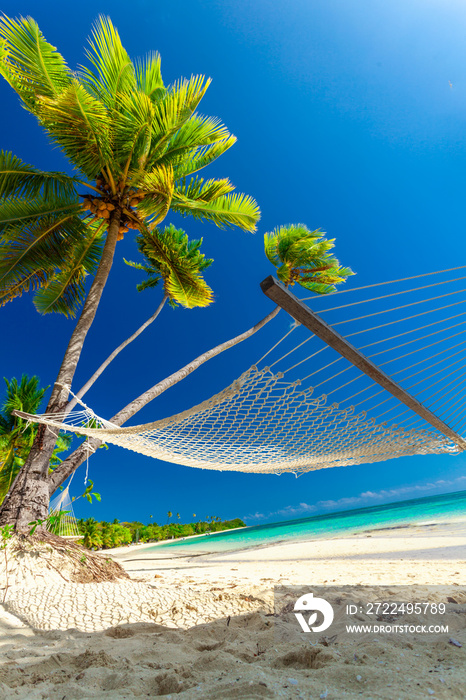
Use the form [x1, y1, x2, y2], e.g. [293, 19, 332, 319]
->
[134, 165, 175, 224]
[0, 151, 79, 199]
[151, 113, 235, 177]
[80, 15, 136, 107]
[33, 221, 105, 316]
[0, 15, 71, 111]
[0, 374, 46, 501]
[164, 113, 232, 156]
[2, 375, 46, 421]
[146, 75, 212, 165]
[173, 136, 237, 178]
[0, 458, 20, 503]
[171, 187, 260, 232]
[264, 224, 354, 292]
[111, 90, 156, 175]
[0, 201, 91, 307]
[0, 374, 71, 502]
[35, 80, 113, 179]
[49, 432, 73, 467]
[0, 195, 80, 235]
[134, 51, 165, 100]
[123, 259, 161, 292]
[165, 265, 213, 308]
[128, 224, 214, 308]
[174, 176, 236, 202]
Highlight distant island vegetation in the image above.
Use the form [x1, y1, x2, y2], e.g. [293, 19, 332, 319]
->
[77, 516, 246, 550]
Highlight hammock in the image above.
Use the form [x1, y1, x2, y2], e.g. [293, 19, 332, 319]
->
[48, 483, 81, 538]
[20, 267, 466, 475]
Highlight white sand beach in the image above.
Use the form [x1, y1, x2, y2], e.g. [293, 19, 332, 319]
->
[0, 519, 465, 699]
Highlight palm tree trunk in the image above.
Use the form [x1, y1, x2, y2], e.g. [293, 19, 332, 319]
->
[66, 295, 168, 413]
[47, 305, 280, 494]
[0, 211, 121, 531]
[109, 305, 281, 424]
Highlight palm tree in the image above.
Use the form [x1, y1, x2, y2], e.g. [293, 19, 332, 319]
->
[0, 376, 46, 502]
[264, 224, 353, 293]
[0, 15, 259, 530]
[79, 517, 102, 550]
[167, 510, 172, 524]
[0, 376, 71, 503]
[47, 224, 354, 494]
[128, 225, 214, 308]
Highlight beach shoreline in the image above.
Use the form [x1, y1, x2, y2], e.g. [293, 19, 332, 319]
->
[0, 518, 464, 699]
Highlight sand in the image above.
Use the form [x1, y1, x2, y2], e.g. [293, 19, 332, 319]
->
[0, 519, 465, 699]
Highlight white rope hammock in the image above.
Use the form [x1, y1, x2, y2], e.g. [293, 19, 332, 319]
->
[48, 481, 81, 538]
[22, 267, 466, 475]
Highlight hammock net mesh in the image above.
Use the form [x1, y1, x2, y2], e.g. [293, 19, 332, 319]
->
[26, 266, 466, 475]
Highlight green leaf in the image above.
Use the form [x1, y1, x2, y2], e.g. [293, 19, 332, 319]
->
[171, 188, 260, 232]
[33, 220, 105, 317]
[134, 51, 164, 99]
[0, 15, 72, 111]
[0, 151, 79, 200]
[0, 197, 94, 311]
[173, 136, 236, 178]
[36, 80, 114, 179]
[264, 224, 355, 292]
[80, 15, 136, 108]
[134, 164, 175, 224]
[130, 224, 214, 308]
[28, 518, 44, 535]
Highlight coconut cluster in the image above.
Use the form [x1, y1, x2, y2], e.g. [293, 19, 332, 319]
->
[80, 177, 145, 240]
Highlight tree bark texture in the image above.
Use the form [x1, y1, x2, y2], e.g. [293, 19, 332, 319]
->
[0, 211, 121, 530]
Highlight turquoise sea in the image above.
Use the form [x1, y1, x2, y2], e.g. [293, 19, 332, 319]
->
[147, 489, 466, 557]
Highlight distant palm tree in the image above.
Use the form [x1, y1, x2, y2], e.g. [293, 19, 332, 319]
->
[79, 517, 102, 550]
[167, 510, 172, 524]
[264, 224, 353, 293]
[176, 512, 181, 521]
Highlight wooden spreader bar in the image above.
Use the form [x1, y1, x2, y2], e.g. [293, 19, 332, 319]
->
[260, 275, 466, 451]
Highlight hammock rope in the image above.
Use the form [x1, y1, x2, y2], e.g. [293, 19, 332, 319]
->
[19, 267, 466, 476]
[48, 476, 80, 539]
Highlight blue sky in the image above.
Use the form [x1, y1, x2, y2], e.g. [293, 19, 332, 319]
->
[1, 0, 466, 525]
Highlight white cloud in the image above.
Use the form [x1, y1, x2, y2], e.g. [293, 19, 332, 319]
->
[245, 475, 466, 522]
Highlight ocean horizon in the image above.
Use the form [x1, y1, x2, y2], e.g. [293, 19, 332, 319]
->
[146, 489, 466, 556]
